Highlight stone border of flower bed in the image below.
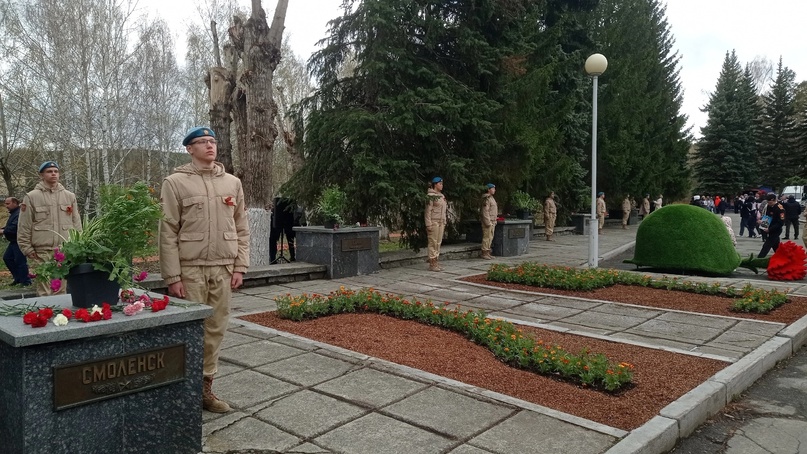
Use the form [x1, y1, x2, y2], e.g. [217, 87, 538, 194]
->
[275, 287, 634, 392]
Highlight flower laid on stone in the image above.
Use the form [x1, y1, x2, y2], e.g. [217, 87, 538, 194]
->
[123, 302, 145, 316]
[23, 307, 72, 328]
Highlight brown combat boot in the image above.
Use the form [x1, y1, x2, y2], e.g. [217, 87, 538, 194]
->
[202, 376, 232, 413]
[435, 258, 445, 271]
[482, 250, 492, 260]
[428, 258, 440, 271]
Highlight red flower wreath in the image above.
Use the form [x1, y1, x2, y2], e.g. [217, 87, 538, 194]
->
[767, 241, 807, 281]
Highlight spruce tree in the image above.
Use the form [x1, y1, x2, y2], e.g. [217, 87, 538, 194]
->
[592, 0, 691, 202]
[758, 58, 800, 190]
[695, 51, 759, 196]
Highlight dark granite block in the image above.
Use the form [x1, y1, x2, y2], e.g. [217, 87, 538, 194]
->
[492, 220, 531, 257]
[294, 227, 381, 279]
[0, 295, 211, 454]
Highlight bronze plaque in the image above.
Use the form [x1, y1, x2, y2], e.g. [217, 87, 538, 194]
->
[508, 228, 526, 239]
[341, 237, 371, 252]
[53, 344, 186, 410]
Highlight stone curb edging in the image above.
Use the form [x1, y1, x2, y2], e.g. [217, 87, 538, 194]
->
[605, 320, 807, 454]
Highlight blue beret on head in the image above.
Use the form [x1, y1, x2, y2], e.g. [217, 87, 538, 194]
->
[486, 183, 495, 189]
[182, 127, 216, 146]
[38, 161, 59, 173]
[431, 177, 443, 184]
[597, 191, 605, 197]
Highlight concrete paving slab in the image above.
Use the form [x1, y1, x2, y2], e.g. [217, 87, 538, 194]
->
[256, 352, 357, 386]
[219, 339, 306, 367]
[214, 369, 299, 409]
[214, 360, 244, 378]
[501, 302, 584, 320]
[313, 367, 428, 408]
[462, 295, 530, 311]
[448, 445, 495, 454]
[626, 319, 725, 343]
[382, 387, 516, 438]
[653, 311, 737, 330]
[706, 330, 770, 350]
[535, 295, 605, 310]
[229, 294, 276, 312]
[729, 319, 785, 336]
[469, 410, 616, 454]
[425, 287, 484, 302]
[218, 331, 268, 350]
[610, 332, 701, 352]
[255, 390, 366, 438]
[549, 321, 613, 335]
[284, 442, 333, 452]
[725, 418, 807, 454]
[203, 416, 301, 452]
[588, 303, 664, 319]
[314, 413, 455, 454]
[382, 281, 442, 296]
[560, 310, 649, 331]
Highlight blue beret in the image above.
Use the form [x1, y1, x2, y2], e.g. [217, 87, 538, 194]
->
[597, 192, 605, 197]
[486, 183, 495, 189]
[182, 127, 216, 146]
[39, 161, 59, 173]
[431, 177, 443, 184]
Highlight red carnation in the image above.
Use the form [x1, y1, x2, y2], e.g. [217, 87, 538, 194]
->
[101, 303, 112, 320]
[151, 298, 168, 312]
[61, 309, 72, 319]
[75, 308, 90, 322]
[767, 241, 807, 281]
[38, 307, 53, 319]
[23, 312, 38, 325]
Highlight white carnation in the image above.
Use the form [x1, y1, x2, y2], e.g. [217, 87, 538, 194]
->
[52, 314, 69, 326]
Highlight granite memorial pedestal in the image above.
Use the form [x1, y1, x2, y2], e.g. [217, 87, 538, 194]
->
[294, 226, 381, 279]
[492, 219, 531, 257]
[0, 293, 212, 454]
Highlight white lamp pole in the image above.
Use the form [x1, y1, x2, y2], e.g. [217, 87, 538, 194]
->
[585, 53, 607, 268]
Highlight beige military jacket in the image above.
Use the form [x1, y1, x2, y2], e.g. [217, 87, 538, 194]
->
[17, 182, 82, 257]
[480, 194, 498, 227]
[159, 162, 250, 285]
[425, 188, 447, 228]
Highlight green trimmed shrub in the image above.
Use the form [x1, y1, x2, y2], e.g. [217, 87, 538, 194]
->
[624, 204, 740, 276]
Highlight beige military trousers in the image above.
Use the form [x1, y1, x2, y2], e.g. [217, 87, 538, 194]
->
[427, 223, 445, 259]
[181, 264, 233, 377]
[481, 224, 494, 251]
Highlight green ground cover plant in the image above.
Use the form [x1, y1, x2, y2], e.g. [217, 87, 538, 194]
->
[275, 287, 634, 392]
[486, 263, 789, 314]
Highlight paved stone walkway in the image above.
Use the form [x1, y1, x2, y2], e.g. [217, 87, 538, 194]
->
[203, 212, 807, 453]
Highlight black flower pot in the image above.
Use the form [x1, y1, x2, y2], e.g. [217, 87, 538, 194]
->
[323, 218, 338, 229]
[66, 263, 120, 308]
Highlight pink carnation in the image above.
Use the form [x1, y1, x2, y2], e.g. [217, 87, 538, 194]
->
[133, 271, 148, 282]
[123, 302, 145, 316]
[50, 279, 62, 292]
[53, 248, 65, 263]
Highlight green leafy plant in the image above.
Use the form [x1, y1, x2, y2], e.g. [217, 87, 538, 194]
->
[511, 190, 540, 212]
[486, 263, 791, 314]
[33, 182, 162, 289]
[316, 185, 347, 225]
[275, 287, 634, 392]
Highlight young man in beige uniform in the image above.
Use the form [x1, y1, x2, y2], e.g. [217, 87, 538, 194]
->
[160, 127, 250, 413]
[425, 176, 447, 271]
[544, 191, 557, 241]
[596, 192, 607, 234]
[480, 183, 497, 259]
[621, 195, 632, 229]
[17, 161, 82, 296]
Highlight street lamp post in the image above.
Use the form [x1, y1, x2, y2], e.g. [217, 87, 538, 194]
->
[585, 53, 608, 268]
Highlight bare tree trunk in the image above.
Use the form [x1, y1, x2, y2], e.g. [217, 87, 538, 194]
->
[216, 0, 287, 267]
[209, 66, 235, 173]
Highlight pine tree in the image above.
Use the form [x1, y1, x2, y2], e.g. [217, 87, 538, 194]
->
[694, 51, 759, 195]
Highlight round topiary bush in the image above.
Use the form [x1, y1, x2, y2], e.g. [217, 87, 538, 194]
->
[624, 204, 740, 276]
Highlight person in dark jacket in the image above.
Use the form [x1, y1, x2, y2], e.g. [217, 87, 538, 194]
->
[740, 196, 756, 238]
[758, 193, 785, 258]
[1, 197, 31, 286]
[782, 195, 802, 239]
